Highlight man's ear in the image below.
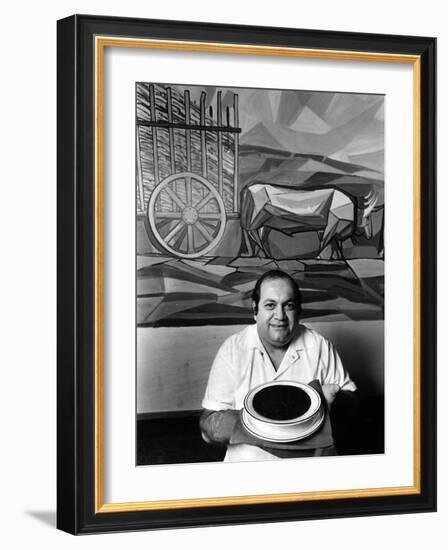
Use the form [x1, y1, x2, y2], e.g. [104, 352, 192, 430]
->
[252, 301, 257, 319]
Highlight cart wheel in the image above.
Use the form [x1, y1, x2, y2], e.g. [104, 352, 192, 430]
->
[147, 172, 226, 259]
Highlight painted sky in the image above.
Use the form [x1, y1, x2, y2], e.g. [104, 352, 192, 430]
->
[175, 85, 384, 173]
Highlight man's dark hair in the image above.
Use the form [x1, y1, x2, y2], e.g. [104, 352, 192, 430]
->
[251, 270, 302, 315]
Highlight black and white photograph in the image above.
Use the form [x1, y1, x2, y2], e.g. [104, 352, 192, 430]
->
[136, 82, 385, 466]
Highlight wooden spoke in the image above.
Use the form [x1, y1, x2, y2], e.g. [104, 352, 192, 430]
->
[165, 220, 185, 244]
[165, 186, 186, 210]
[199, 218, 219, 230]
[187, 225, 194, 253]
[194, 191, 214, 212]
[195, 220, 214, 243]
[154, 216, 177, 231]
[197, 212, 222, 220]
[185, 176, 192, 206]
[172, 225, 188, 250]
[154, 212, 182, 219]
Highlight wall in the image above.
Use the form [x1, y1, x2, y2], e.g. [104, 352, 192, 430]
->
[0, 1, 445, 549]
[137, 320, 384, 413]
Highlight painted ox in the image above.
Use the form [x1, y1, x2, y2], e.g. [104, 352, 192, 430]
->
[240, 184, 357, 259]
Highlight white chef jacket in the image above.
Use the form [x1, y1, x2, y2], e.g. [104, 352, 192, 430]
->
[202, 323, 356, 462]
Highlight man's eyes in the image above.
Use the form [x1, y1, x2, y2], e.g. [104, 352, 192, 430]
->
[263, 302, 296, 310]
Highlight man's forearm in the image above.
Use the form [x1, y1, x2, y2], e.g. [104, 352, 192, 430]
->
[200, 409, 240, 445]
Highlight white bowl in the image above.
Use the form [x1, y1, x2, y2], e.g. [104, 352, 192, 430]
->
[241, 381, 325, 442]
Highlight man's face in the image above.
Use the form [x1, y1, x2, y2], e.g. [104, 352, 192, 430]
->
[254, 278, 299, 350]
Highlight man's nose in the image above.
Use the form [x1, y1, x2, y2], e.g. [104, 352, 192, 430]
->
[274, 305, 286, 319]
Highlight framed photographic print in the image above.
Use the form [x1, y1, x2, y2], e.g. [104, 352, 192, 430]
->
[57, 14, 436, 534]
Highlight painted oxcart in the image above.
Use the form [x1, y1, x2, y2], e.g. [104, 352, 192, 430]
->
[136, 84, 384, 261]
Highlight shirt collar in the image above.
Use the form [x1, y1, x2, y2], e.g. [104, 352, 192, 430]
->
[248, 323, 305, 354]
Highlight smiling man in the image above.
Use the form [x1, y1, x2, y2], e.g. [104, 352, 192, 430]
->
[200, 270, 357, 462]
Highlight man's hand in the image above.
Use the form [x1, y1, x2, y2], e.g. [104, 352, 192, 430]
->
[322, 384, 340, 407]
[199, 409, 240, 445]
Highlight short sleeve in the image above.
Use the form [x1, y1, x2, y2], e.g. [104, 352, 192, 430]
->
[201, 340, 238, 411]
[320, 338, 357, 392]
